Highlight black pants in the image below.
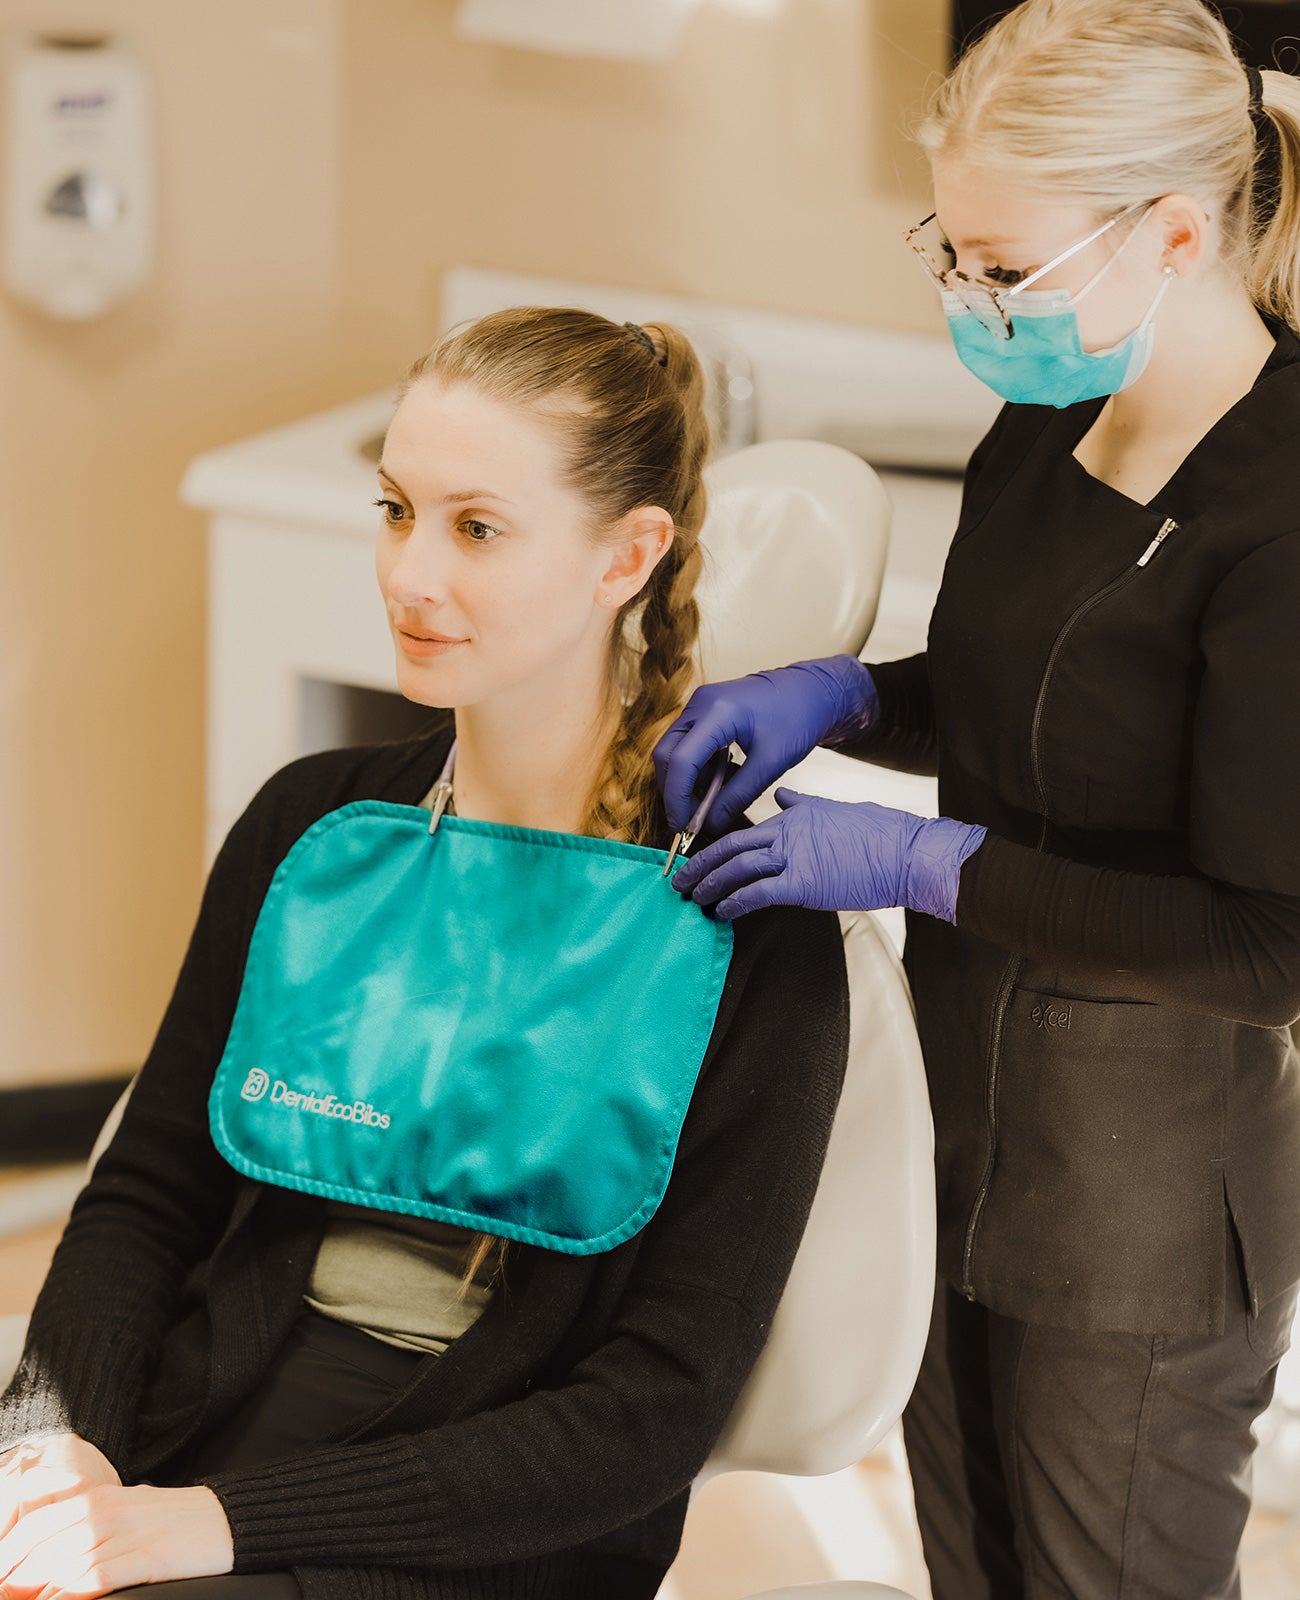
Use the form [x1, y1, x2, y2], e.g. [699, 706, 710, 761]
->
[118, 1310, 427, 1600]
[902, 1223, 1300, 1599]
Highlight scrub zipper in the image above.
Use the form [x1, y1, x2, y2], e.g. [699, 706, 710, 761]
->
[958, 515, 1180, 1300]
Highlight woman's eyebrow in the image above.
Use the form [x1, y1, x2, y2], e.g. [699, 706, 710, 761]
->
[947, 232, 1018, 250]
[376, 463, 514, 505]
[935, 217, 1020, 251]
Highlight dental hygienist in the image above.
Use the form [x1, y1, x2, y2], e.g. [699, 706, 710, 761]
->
[656, 2, 1300, 1595]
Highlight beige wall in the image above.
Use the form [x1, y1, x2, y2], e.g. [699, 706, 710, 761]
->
[1, 0, 948, 1091]
[334, 0, 950, 379]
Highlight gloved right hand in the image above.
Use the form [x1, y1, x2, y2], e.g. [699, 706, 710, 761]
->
[654, 654, 880, 835]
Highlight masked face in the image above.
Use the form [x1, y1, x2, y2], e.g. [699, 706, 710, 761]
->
[942, 251, 1177, 408]
[928, 163, 1178, 408]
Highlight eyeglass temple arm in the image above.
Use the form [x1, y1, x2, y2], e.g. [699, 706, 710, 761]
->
[906, 198, 1152, 298]
[999, 198, 1154, 300]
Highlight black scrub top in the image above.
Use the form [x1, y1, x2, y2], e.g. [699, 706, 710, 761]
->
[843, 309, 1300, 1337]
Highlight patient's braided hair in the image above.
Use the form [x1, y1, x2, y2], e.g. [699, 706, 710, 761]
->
[399, 306, 713, 1293]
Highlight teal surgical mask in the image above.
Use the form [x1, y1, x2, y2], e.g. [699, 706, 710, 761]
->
[943, 260, 1177, 408]
[939, 201, 1177, 408]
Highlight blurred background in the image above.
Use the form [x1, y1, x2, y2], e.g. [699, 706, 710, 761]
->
[2, 1, 1300, 1594]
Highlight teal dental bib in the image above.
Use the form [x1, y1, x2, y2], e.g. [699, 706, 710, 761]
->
[209, 784, 734, 1254]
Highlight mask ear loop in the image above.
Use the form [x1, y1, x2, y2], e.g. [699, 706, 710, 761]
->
[1071, 203, 1157, 306]
[1136, 263, 1178, 330]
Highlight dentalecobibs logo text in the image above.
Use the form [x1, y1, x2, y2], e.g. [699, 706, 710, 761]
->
[239, 1067, 391, 1129]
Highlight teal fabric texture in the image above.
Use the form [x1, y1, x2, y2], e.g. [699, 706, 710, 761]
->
[209, 800, 735, 1254]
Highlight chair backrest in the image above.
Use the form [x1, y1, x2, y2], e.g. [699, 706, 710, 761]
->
[698, 908, 935, 1482]
[691, 437, 936, 1485]
[695, 439, 890, 682]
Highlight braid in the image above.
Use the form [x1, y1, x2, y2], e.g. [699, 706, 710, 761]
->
[582, 316, 711, 845]
[585, 536, 705, 843]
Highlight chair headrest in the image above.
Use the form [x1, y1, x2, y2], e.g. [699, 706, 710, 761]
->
[695, 440, 891, 682]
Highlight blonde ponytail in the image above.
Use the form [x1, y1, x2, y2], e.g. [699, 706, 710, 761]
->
[916, 0, 1300, 332]
[1245, 69, 1300, 328]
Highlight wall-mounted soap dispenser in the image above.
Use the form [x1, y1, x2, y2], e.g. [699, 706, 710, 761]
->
[1, 33, 153, 319]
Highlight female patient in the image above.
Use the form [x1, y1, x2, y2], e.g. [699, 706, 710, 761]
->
[0, 308, 851, 1600]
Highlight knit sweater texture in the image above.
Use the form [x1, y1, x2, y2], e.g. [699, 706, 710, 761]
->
[0, 714, 851, 1600]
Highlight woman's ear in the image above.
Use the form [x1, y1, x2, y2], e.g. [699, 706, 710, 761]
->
[1155, 192, 1211, 274]
[596, 508, 675, 608]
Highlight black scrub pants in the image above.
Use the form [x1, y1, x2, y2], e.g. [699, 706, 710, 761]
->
[115, 1308, 427, 1600]
[901, 1221, 1300, 1600]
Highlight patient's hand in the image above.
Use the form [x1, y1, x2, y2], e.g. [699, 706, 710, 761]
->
[0, 1436, 233, 1599]
[0, 1434, 121, 1540]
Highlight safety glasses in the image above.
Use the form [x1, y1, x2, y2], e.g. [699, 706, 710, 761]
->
[902, 197, 1159, 340]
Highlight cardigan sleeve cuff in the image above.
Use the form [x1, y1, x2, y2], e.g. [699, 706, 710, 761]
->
[202, 1436, 449, 1571]
[0, 1320, 152, 1470]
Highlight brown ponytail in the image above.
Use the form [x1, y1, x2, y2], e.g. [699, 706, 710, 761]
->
[585, 322, 712, 843]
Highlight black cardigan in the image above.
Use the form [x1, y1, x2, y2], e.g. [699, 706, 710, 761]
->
[841, 309, 1300, 1336]
[0, 716, 851, 1600]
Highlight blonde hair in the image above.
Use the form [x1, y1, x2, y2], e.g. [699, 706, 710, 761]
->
[916, 0, 1300, 331]
[396, 305, 713, 1293]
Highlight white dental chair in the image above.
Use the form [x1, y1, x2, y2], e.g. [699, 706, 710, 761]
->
[1, 441, 934, 1599]
[654, 442, 931, 1599]
[665, 902, 932, 1600]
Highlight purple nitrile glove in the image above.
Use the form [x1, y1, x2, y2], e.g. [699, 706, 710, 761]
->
[653, 656, 880, 835]
[670, 787, 987, 923]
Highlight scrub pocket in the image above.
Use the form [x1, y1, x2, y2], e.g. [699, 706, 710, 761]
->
[980, 986, 1230, 1333]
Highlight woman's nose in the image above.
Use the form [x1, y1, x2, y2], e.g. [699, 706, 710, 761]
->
[387, 525, 456, 604]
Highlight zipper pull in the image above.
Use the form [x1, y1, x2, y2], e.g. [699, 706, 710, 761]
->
[1137, 516, 1179, 567]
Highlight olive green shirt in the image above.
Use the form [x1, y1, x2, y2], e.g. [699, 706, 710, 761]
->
[303, 1200, 495, 1354]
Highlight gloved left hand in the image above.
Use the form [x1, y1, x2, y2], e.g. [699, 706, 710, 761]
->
[671, 787, 987, 922]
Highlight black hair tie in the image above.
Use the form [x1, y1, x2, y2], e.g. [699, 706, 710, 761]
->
[623, 321, 667, 367]
[1243, 62, 1283, 231]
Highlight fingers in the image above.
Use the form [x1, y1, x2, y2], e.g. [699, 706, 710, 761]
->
[701, 755, 786, 835]
[773, 785, 809, 809]
[689, 847, 788, 915]
[656, 719, 733, 834]
[0, 1437, 115, 1490]
[712, 876, 794, 920]
[0, 1439, 120, 1548]
[0, 1468, 86, 1543]
[3, 1533, 139, 1600]
[671, 816, 783, 896]
[0, 1441, 47, 1481]
[0, 1492, 92, 1586]
[0, 1481, 227, 1600]
[651, 720, 693, 823]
